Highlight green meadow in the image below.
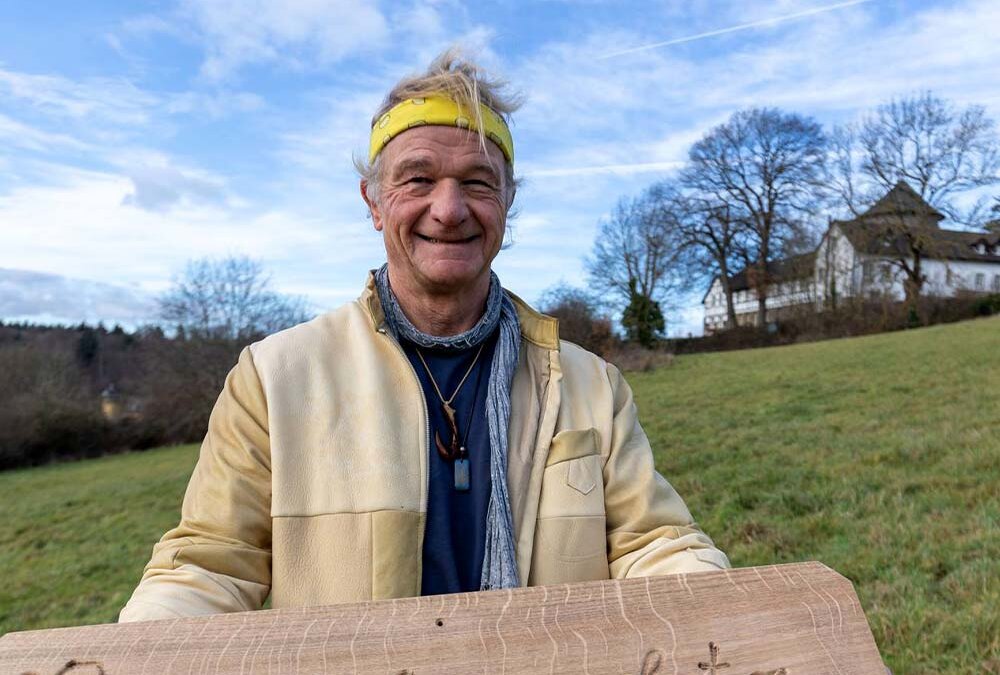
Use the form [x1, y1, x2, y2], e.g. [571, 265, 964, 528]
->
[2, 317, 998, 672]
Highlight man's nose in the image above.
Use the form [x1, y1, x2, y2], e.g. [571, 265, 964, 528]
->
[428, 179, 469, 226]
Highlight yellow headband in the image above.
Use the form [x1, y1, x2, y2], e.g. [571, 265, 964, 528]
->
[368, 96, 514, 164]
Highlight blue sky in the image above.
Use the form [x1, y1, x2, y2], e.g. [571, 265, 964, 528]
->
[1, 0, 998, 334]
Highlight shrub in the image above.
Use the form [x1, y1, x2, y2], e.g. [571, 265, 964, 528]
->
[973, 293, 1000, 316]
[538, 284, 616, 356]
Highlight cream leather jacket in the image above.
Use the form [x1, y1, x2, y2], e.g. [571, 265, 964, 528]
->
[119, 278, 729, 622]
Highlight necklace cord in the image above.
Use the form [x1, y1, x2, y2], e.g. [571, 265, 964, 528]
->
[415, 343, 485, 405]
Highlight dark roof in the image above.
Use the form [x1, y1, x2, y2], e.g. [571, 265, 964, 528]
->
[835, 224, 1000, 263]
[863, 181, 945, 221]
[704, 252, 816, 301]
[834, 181, 1000, 263]
[728, 252, 816, 292]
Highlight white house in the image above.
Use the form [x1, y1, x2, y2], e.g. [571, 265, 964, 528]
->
[703, 182, 1000, 334]
[702, 253, 817, 333]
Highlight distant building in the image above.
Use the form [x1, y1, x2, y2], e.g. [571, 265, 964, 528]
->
[100, 383, 143, 422]
[703, 182, 1000, 334]
[702, 253, 816, 333]
[100, 384, 123, 421]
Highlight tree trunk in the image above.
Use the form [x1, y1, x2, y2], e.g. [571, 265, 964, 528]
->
[718, 263, 737, 329]
[903, 252, 924, 321]
[755, 260, 768, 330]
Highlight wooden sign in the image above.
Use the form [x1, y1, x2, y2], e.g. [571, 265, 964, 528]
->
[0, 562, 885, 674]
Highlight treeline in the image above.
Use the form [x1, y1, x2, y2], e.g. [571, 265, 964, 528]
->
[562, 91, 1000, 344]
[0, 321, 242, 470]
[0, 256, 310, 471]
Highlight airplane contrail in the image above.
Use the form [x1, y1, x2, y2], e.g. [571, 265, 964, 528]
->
[598, 0, 875, 59]
[522, 160, 685, 178]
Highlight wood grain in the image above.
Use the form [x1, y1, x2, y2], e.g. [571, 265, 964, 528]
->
[0, 562, 885, 674]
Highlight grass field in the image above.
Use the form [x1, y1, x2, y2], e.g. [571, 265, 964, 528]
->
[2, 317, 998, 672]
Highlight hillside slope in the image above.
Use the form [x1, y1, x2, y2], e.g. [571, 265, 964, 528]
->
[630, 316, 999, 673]
[1, 317, 997, 672]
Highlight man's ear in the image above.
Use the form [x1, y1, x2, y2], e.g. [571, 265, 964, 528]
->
[360, 180, 383, 232]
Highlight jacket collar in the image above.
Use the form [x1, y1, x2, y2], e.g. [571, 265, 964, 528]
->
[360, 270, 559, 351]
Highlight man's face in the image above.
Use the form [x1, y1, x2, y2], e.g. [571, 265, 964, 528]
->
[362, 125, 509, 300]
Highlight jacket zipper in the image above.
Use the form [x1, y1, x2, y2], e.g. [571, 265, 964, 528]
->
[377, 324, 429, 594]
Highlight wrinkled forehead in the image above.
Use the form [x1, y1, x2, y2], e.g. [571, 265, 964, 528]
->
[381, 125, 508, 178]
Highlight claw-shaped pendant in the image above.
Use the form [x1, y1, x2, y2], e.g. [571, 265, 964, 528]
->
[435, 402, 461, 461]
[435, 431, 454, 461]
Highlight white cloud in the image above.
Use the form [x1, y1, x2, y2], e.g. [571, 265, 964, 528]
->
[177, 0, 390, 80]
[0, 69, 158, 128]
[164, 90, 265, 117]
[118, 160, 227, 212]
[0, 65, 267, 139]
[0, 165, 382, 314]
[522, 160, 683, 178]
[514, 0, 1000, 147]
[277, 90, 381, 175]
[0, 113, 92, 153]
[0, 268, 156, 326]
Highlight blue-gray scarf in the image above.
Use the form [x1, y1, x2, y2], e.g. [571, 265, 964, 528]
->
[374, 264, 521, 591]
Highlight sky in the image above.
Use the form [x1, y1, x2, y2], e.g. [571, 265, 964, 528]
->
[1, 0, 998, 335]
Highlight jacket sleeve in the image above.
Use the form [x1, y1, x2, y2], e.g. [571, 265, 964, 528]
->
[602, 362, 731, 577]
[119, 347, 272, 622]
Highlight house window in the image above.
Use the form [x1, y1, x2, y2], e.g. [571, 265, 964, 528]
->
[975, 273, 985, 290]
[862, 260, 874, 283]
[993, 274, 1000, 292]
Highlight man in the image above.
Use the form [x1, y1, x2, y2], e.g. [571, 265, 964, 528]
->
[119, 51, 729, 622]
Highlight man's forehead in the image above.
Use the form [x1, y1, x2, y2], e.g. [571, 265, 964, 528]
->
[382, 126, 506, 174]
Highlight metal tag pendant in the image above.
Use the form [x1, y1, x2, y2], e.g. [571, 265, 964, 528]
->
[454, 457, 470, 491]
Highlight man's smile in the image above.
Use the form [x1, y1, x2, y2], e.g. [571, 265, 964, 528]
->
[415, 233, 480, 244]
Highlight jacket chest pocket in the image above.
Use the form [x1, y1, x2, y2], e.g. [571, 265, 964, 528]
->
[538, 428, 605, 518]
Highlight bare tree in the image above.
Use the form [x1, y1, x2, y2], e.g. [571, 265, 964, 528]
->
[647, 181, 746, 329]
[537, 283, 613, 354]
[585, 193, 684, 341]
[828, 93, 1000, 305]
[985, 197, 1000, 234]
[682, 108, 827, 328]
[159, 255, 312, 341]
[831, 92, 1000, 226]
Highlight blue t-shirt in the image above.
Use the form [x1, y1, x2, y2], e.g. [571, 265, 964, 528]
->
[401, 333, 498, 595]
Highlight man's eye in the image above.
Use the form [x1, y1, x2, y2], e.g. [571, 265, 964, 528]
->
[465, 179, 495, 189]
[406, 176, 431, 184]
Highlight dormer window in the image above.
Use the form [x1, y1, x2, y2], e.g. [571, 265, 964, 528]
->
[976, 242, 987, 255]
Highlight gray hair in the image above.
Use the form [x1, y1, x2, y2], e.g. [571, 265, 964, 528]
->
[356, 48, 522, 211]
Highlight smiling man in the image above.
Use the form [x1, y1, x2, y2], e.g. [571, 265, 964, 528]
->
[119, 50, 729, 621]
